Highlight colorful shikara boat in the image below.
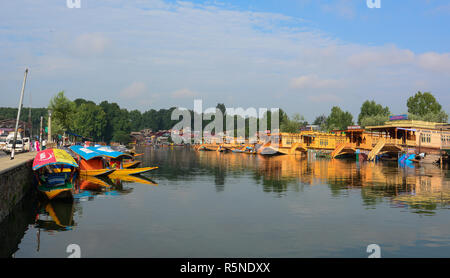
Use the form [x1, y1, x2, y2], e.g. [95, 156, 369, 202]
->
[109, 174, 158, 186]
[32, 149, 79, 201]
[69, 145, 114, 177]
[123, 160, 142, 169]
[70, 145, 158, 177]
[89, 146, 158, 176]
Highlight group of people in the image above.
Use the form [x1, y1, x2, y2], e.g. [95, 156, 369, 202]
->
[32, 139, 45, 152]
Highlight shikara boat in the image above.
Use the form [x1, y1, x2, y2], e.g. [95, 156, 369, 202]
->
[69, 145, 114, 177]
[109, 174, 158, 186]
[70, 145, 158, 177]
[89, 146, 158, 176]
[32, 149, 79, 200]
[122, 160, 142, 169]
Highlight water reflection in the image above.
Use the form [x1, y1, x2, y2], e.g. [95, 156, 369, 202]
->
[3, 147, 450, 257]
[35, 201, 75, 232]
[141, 148, 450, 214]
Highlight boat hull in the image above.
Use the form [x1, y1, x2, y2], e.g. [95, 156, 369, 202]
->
[38, 183, 74, 201]
[123, 161, 142, 169]
[108, 167, 158, 177]
[79, 169, 115, 177]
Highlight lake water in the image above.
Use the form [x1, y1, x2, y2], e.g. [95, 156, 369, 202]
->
[3, 147, 450, 258]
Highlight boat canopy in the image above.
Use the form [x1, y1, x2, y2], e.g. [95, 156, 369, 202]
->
[69, 145, 105, 161]
[32, 148, 79, 171]
[88, 146, 133, 159]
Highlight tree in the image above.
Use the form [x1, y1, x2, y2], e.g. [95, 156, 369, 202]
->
[313, 115, 327, 131]
[408, 111, 448, 123]
[358, 100, 390, 126]
[360, 114, 390, 127]
[48, 91, 75, 135]
[129, 110, 143, 132]
[406, 91, 448, 123]
[325, 106, 354, 131]
[407, 91, 442, 116]
[112, 130, 131, 144]
[281, 114, 307, 133]
[72, 103, 107, 141]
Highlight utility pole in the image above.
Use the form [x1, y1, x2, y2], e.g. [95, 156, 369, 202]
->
[39, 116, 43, 146]
[11, 68, 29, 160]
[28, 89, 32, 139]
[48, 109, 52, 144]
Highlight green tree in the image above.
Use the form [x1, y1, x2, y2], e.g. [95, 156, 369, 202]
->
[360, 114, 390, 127]
[325, 106, 354, 131]
[281, 114, 307, 133]
[129, 110, 143, 131]
[313, 115, 327, 131]
[408, 111, 448, 123]
[407, 91, 442, 116]
[358, 100, 390, 126]
[48, 91, 76, 135]
[112, 130, 131, 144]
[72, 103, 107, 141]
[406, 91, 448, 123]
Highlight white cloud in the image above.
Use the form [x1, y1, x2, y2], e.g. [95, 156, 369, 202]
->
[290, 75, 345, 90]
[72, 33, 110, 56]
[171, 88, 198, 99]
[0, 0, 449, 119]
[347, 46, 415, 68]
[418, 52, 450, 73]
[308, 93, 341, 103]
[119, 82, 147, 98]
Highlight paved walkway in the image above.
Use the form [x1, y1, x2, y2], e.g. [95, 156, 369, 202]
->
[0, 152, 36, 175]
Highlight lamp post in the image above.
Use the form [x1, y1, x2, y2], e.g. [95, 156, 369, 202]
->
[10, 68, 29, 160]
[48, 109, 52, 144]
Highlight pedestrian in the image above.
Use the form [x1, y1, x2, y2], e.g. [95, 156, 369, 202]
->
[34, 140, 40, 152]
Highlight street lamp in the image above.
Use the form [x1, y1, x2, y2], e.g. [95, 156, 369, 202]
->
[48, 109, 52, 144]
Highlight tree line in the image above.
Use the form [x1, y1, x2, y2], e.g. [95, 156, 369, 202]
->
[0, 90, 447, 143]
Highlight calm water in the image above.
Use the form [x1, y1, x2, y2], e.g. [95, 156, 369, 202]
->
[2, 147, 450, 258]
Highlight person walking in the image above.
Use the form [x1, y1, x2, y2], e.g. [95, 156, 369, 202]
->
[34, 140, 40, 152]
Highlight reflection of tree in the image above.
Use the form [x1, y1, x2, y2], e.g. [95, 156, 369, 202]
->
[137, 147, 450, 213]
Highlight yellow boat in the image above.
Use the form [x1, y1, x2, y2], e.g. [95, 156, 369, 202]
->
[79, 169, 115, 177]
[123, 160, 142, 169]
[33, 149, 79, 201]
[108, 167, 159, 178]
[109, 174, 158, 185]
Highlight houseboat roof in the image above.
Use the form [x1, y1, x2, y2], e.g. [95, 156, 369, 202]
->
[366, 120, 447, 131]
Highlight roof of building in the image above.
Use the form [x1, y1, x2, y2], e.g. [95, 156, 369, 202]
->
[366, 120, 448, 130]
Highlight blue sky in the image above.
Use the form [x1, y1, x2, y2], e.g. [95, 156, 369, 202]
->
[1, 0, 449, 122]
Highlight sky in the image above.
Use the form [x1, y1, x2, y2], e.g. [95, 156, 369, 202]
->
[1, 0, 449, 122]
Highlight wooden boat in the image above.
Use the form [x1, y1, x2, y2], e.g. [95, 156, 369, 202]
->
[109, 174, 158, 185]
[70, 145, 113, 176]
[108, 167, 158, 178]
[79, 168, 115, 177]
[70, 145, 158, 177]
[33, 149, 79, 201]
[123, 160, 142, 169]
